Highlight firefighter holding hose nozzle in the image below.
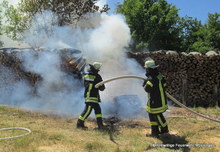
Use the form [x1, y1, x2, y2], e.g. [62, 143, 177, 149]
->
[77, 62, 106, 130]
[143, 59, 169, 138]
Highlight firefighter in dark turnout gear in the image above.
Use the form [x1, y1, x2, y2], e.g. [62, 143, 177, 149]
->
[77, 62, 105, 129]
[143, 59, 169, 138]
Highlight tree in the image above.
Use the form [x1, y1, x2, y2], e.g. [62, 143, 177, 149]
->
[187, 13, 220, 53]
[178, 16, 203, 52]
[0, 4, 3, 47]
[206, 13, 220, 50]
[2, 0, 109, 40]
[19, 0, 109, 26]
[117, 0, 182, 52]
[1, 0, 28, 40]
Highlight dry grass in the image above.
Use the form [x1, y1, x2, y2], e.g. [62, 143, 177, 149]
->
[0, 106, 219, 152]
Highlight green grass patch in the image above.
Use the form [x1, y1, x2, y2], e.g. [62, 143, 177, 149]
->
[85, 141, 105, 151]
[49, 133, 65, 141]
[0, 106, 7, 111]
[13, 137, 32, 148]
[0, 106, 219, 152]
[193, 107, 220, 115]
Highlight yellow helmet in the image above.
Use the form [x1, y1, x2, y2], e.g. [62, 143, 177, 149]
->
[144, 60, 158, 69]
[92, 62, 102, 71]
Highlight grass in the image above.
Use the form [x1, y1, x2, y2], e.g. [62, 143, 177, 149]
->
[0, 106, 219, 152]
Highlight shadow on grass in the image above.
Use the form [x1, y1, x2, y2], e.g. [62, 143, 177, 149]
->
[160, 134, 189, 152]
[103, 116, 149, 145]
[146, 134, 190, 152]
[103, 117, 121, 145]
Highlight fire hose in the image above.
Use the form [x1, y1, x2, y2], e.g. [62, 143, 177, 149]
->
[95, 75, 220, 123]
[0, 127, 31, 140]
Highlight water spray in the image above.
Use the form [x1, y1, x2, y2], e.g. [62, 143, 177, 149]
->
[95, 75, 220, 123]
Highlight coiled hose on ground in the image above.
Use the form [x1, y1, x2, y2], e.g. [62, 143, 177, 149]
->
[95, 75, 220, 123]
[0, 127, 31, 140]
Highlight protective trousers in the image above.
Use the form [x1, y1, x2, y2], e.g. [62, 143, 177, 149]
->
[78, 102, 103, 128]
[148, 113, 169, 135]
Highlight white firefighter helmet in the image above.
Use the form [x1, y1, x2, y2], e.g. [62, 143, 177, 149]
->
[92, 62, 102, 71]
[144, 59, 158, 69]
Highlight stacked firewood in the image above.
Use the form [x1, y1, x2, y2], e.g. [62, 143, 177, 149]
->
[1, 49, 219, 107]
[0, 51, 42, 87]
[127, 51, 220, 107]
[0, 50, 80, 87]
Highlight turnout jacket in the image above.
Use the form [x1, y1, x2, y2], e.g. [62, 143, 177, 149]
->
[84, 70, 105, 103]
[143, 71, 168, 114]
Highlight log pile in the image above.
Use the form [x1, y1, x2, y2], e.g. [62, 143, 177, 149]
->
[0, 49, 85, 92]
[1, 48, 219, 107]
[128, 51, 220, 107]
[0, 51, 42, 88]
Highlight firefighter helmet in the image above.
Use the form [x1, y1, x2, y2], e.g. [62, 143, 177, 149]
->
[144, 60, 158, 69]
[91, 62, 102, 71]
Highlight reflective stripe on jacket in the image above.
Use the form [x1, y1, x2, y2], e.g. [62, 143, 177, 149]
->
[84, 72, 104, 103]
[143, 73, 168, 114]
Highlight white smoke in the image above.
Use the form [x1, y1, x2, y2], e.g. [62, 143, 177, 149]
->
[84, 14, 147, 118]
[0, 11, 147, 119]
[95, 0, 107, 9]
[23, 10, 58, 48]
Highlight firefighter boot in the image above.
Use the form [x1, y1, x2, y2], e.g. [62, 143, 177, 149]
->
[76, 119, 88, 130]
[146, 126, 160, 138]
[96, 117, 105, 130]
[160, 125, 169, 134]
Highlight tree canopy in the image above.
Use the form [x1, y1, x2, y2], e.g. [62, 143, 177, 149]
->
[19, 0, 109, 26]
[1, 0, 219, 53]
[0, 5, 3, 47]
[117, 0, 220, 52]
[183, 13, 220, 53]
[117, 0, 182, 51]
[1, 0, 109, 40]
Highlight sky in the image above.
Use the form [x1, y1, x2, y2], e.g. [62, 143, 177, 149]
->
[106, 0, 220, 24]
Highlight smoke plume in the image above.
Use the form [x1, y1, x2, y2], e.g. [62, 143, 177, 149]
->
[0, 11, 147, 119]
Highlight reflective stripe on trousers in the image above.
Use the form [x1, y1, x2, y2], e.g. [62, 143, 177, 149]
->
[148, 113, 167, 128]
[79, 102, 102, 121]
